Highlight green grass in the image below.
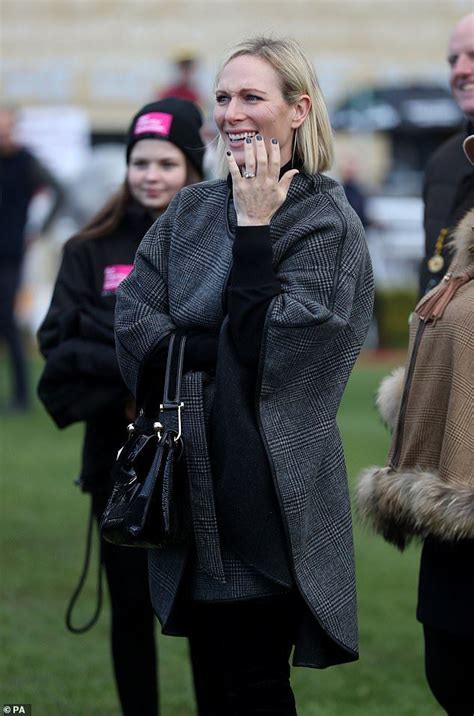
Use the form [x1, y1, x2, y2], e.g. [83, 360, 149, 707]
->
[0, 355, 442, 715]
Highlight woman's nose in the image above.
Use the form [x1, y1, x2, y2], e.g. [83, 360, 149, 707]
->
[225, 97, 245, 123]
[145, 165, 160, 181]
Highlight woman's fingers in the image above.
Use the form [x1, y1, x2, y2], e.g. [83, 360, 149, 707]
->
[269, 138, 281, 182]
[268, 137, 298, 198]
[229, 135, 293, 186]
[227, 136, 298, 225]
[279, 168, 299, 195]
[243, 137, 256, 177]
[226, 150, 243, 183]
[255, 134, 268, 178]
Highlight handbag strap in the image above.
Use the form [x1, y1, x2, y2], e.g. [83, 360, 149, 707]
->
[65, 498, 104, 634]
[139, 333, 187, 424]
[159, 333, 187, 439]
[162, 333, 187, 407]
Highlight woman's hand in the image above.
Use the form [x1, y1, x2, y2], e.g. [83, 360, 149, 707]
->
[226, 135, 299, 226]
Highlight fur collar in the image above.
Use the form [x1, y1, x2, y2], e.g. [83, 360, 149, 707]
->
[356, 466, 474, 550]
[375, 367, 404, 431]
[450, 207, 474, 272]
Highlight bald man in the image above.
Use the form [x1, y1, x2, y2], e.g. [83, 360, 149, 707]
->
[419, 13, 474, 296]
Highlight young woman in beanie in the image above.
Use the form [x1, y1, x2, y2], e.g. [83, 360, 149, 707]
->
[37, 97, 205, 716]
[115, 38, 373, 714]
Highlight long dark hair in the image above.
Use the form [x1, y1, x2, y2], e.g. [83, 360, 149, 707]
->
[74, 156, 202, 242]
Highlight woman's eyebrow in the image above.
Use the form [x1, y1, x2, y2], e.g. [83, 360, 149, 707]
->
[216, 86, 268, 95]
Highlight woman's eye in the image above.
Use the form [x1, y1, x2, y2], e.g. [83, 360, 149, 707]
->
[245, 94, 261, 102]
[215, 94, 228, 105]
[133, 160, 147, 168]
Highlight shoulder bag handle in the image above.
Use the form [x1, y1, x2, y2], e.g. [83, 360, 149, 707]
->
[154, 333, 187, 441]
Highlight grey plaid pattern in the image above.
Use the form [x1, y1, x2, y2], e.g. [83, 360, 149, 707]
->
[116, 172, 374, 666]
[180, 371, 225, 582]
[191, 543, 291, 601]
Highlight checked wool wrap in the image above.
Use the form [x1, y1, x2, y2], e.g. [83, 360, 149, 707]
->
[115, 172, 374, 667]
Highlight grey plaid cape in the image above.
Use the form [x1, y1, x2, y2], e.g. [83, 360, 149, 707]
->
[115, 172, 374, 667]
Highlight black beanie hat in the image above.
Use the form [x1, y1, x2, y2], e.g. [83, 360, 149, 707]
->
[126, 97, 205, 177]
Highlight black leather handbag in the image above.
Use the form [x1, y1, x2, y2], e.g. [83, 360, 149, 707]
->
[100, 333, 191, 548]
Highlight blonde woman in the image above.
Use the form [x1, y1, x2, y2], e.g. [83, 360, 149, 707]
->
[116, 38, 374, 714]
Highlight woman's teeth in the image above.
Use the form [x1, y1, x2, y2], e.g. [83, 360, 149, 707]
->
[228, 131, 257, 141]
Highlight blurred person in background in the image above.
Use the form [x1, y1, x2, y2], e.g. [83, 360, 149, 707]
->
[157, 47, 204, 109]
[116, 36, 373, 715]
[341, 157, 369, 230]
[419, 12, 474, 296]
[37, 98, 205, 716]
[0, 106, 62, 412]
[358, 134, 474, 715]
[340, 158, 385, 350]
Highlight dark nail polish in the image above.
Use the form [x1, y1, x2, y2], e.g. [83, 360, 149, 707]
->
[271, 138, 278, 144]
[226, 150, 231, 156]
[245, 137, 252, 144]
[256, 134, 262, 141]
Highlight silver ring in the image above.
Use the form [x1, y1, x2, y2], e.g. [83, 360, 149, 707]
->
[242, 170, 256, 179]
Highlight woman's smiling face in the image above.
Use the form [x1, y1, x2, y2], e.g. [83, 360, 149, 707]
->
[127, 139, 187, 215]
[214, 54, 297, 168]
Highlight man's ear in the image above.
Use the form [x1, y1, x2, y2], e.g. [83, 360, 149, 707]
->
[291, 95, 311, 129]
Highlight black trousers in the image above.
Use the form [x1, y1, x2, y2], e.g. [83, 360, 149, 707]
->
[423, 624, 474, 715]
[188, 594, 297, 716]
[0, 262, 28, 407]
[92, 494, 159, 716]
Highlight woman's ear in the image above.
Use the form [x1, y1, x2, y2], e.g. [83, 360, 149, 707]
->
[291, 95, 311, 129]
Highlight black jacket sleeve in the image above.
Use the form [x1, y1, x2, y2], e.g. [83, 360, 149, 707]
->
[38, 240, 98, 353]
[37, 241, 127, 428]
[227, 225, 281, 366]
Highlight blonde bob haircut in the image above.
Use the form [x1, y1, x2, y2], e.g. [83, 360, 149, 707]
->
[214, 36, 334, 176]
